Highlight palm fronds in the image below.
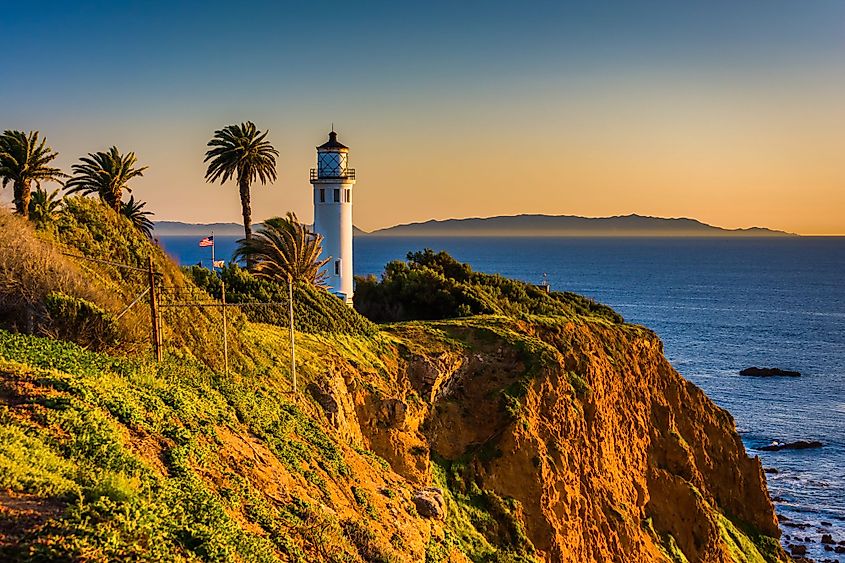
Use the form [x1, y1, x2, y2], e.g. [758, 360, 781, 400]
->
[28, 187, 64, 226]
[65, 146, 147, 212]
[0, 130, 66, 218]
[120, 195, 155, 238]
[234, 212, 329, 287]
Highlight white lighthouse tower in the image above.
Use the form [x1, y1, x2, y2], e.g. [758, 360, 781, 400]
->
[311, 130, 356, 303]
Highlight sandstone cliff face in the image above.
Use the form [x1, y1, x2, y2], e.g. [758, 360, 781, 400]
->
[0, 315, 786, 562]
[319, 317, 786, 563]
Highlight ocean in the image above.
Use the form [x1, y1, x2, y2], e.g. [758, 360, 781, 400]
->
[160, 234, 845, 557]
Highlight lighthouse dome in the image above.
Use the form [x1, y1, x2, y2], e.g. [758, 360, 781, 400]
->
[315, 130, 352, 179]
[316, 130, 348, 152]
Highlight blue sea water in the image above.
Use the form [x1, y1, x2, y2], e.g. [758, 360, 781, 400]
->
[160, 234, 845, 556]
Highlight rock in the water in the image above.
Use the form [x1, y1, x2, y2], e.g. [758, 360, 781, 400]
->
[763, 467, 779, 474]
[412, 487, 446, 519]
[789, 544, 808, 556]
[836, 545, 845, 554]
[739, 367, 801, 377]
[759, 440, 823, 452]
[822, 534, 835, 544]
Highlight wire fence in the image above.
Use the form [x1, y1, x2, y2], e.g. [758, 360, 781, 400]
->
[62, 252, 297, 386]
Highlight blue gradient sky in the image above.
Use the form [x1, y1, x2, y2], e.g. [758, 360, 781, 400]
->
[3, 1, 844, 233]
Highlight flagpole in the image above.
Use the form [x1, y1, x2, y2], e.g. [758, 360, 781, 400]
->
[211, 230, 215, 272]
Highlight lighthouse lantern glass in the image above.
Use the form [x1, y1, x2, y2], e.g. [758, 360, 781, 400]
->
[318, 151, 347, 178]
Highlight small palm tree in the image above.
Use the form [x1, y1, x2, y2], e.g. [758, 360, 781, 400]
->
[234, 212, 329, 286]
[204, 121, 278, 242]
[0, 130, 66, 219]
[65, 147, 147, 212]
[121, 195, 155, 239]
[28, 187, 64, 226]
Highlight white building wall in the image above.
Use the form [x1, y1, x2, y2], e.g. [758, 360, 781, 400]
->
[313, 182, 354, 302]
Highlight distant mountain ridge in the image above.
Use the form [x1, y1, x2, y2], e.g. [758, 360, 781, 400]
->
[156, 214, 793, 238]
[154, 221, 368, 237]
[365, 214, 794, 237]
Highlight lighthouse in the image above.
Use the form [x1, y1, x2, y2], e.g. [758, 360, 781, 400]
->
[311, 130, 356, 303]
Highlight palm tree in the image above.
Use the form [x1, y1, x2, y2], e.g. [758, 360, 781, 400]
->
[0, 130, 66, 219]
[121, 195, 155, 239]
[65, 147, 147, 212]
[234, 212, 329, 286]
[28, 187, 64, 226]
[204, 121, 278, 242]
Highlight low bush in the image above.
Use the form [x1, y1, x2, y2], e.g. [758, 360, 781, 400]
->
[354, 249, 623, 324]
[42, 292, 119, 349]
[185, 263, 377, 336]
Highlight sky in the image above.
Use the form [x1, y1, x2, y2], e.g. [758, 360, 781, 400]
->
[2, 1, 844, 234]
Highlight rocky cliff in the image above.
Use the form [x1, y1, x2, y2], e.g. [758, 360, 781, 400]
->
[302, 315, 786, 562]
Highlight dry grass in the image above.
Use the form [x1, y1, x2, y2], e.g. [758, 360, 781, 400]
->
[0, 209, 144, 349]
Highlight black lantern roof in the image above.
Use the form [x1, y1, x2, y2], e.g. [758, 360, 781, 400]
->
[317, 130, 348, 151]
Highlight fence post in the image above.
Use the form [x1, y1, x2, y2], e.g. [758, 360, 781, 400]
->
[288, 278, 296, 394]
[148, 256, 162, 362]
[221, 280, 229, 376]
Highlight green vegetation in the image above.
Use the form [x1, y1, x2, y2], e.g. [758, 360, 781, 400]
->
[186, 263, 376, 336]
[120, 194, 155, 238]
[0, 130, 67, 219]
[354, 249, 623, 324]
[426, 459, 540, 563]
[717, 513, 785, 563]
[28, 187, 64, 227]
[42, 292, 119, 349]
[0, 329, 358, 561]
[65, 146, 148, 213]
[204, 121, 279, 241]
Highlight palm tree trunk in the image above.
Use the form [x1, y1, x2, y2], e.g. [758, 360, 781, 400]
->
[13, 180, 31, 218]
[113, 189, 122, 213]
[238, 176, 254, 267]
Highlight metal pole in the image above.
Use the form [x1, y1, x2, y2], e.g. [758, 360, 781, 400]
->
[147, 256, 161, 362]
[288, 277, 296, 394]
[221, 280, 229, 376]
[211, 231, 215, 271]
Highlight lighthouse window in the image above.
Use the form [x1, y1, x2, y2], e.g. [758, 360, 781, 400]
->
[334, 260, 341, 275]
[319, 189, 325, 203]
[333, 189, 340, 202]
[345, 189, 351, 202]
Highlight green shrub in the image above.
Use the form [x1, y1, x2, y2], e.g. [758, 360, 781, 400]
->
[185, 264, 377, 336]
[42, 292, 119, 349]
[354, 249, 623, 324]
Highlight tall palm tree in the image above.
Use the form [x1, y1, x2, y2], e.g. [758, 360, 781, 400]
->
[121, 195, 155, 239]
[204, 121, 278, 242]
[65, 146, 147, 212]
[0, 130, 66, 219]
[234, 212, 329, 287]
[28, 187, 64, 226]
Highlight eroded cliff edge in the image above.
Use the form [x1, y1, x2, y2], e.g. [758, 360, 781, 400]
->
[313, 315, 786, 562]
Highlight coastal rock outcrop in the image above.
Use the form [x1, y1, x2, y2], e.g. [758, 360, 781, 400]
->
[345, 318, 788, 562]
[740, 367, 801, 377]
[759, 440, 823, 452]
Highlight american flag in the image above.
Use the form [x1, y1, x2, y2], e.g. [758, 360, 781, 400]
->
[198, 236, 214, 248]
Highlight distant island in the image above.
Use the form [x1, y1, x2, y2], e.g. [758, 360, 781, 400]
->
[155, 214, 794, 238]
[364, 214, 794, 237]
[155, 221, 369, 237]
